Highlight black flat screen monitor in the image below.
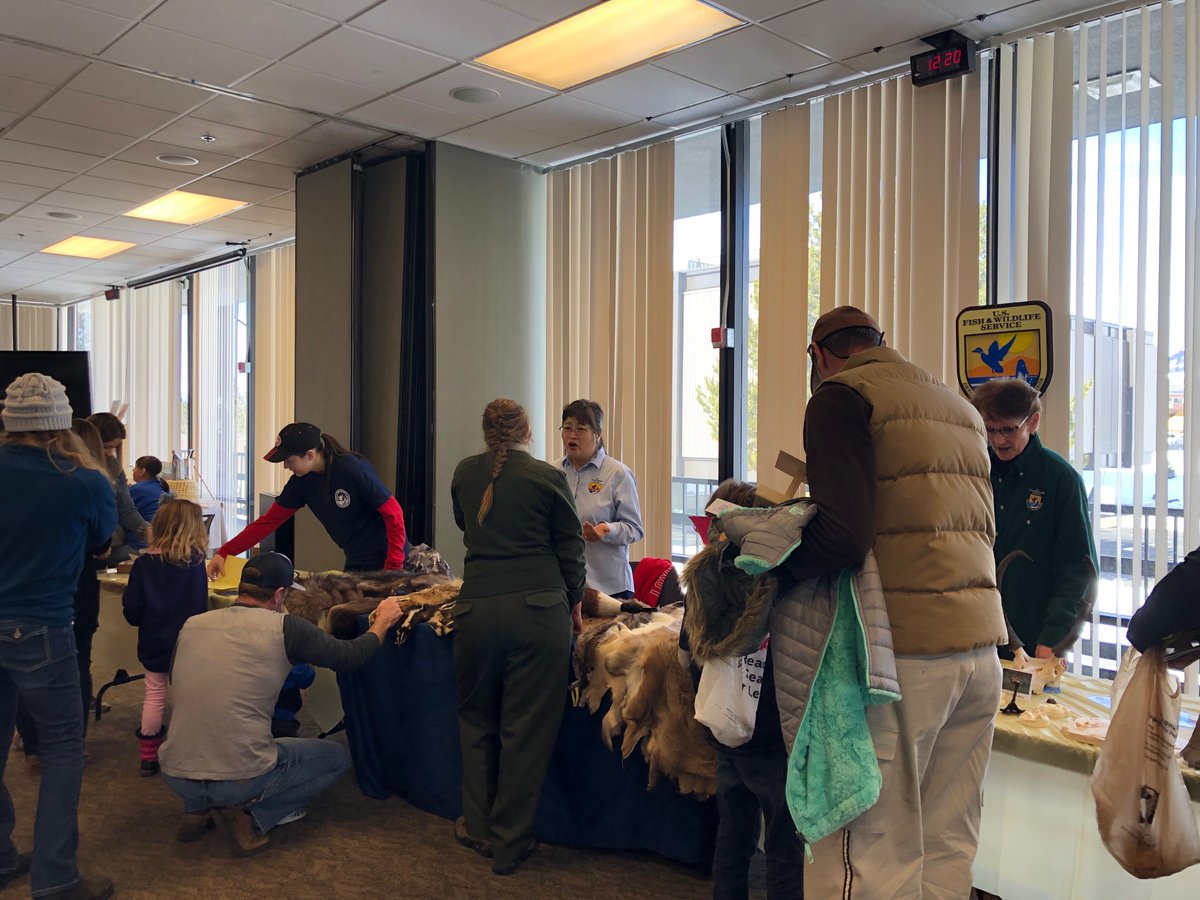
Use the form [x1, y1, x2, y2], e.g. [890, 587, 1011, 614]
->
[0, 351, 93, 423]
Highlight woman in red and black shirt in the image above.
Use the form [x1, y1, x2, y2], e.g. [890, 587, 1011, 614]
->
[206, 422, 406, 578]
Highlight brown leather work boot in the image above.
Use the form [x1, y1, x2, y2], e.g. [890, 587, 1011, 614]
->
[211, 808, 269, 856]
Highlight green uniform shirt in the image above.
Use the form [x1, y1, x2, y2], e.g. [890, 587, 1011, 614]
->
[451, 448, 586, 604]
[990, 434, 1098, 651]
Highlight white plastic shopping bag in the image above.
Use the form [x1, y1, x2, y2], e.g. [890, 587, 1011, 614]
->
[1091, 644, 1200, 878]
[693, 637, 769, 748]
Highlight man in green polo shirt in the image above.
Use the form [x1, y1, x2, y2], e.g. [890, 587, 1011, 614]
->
[971, 379, 1098, 657]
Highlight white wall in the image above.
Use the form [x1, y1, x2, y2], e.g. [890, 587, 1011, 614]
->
[433, 144, 547, 575]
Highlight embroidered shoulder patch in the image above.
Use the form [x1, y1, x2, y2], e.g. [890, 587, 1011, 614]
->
[588, 480, 603, 494]
[335, 488, 351, 508]
[1026, 489, 1044, 512]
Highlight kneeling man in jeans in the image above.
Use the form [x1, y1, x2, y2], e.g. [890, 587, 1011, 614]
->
[160, 552, 402, 853]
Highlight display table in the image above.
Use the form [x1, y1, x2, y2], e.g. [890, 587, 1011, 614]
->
[974, 672, 1200, 899]
[337, 622, 719, 867]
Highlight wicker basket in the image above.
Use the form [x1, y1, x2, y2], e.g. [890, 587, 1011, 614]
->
[166, 479, 200, 500]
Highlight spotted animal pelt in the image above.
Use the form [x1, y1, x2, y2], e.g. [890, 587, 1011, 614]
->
[574, 606, 716, 798]
[285, 570, 457, 629]
[324, 579, 463, 641]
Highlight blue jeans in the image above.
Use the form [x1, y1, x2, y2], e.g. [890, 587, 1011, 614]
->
[0, 621, 85, 897]
[162, 738, 350, 833]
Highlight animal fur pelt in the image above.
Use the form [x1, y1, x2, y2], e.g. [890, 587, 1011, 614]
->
[679, 540, 775, 664]
[574, 606, 716, 798]
[318, 577, 461, 639]
[286, 570, 457, 630]
[581, 587, 654, 618]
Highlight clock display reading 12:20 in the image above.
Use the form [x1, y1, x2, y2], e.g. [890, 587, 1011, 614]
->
[911, 40, 977, 87]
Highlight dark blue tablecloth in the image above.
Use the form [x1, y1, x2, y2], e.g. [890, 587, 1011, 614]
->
[337, 622, 718, 867]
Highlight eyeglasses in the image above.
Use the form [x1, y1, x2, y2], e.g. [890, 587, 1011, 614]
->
[560, 425, 592, 435]
[985, 415, 1030, 438]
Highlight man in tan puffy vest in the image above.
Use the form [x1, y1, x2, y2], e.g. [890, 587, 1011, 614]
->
[783, 306, 1006, 899]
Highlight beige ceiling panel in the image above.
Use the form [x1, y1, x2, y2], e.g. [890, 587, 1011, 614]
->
[149, 235, 224, 252]
[0, 140, 107, 175]
[4, 215, 92, 241]
[0, 74, 57, 116]
[844, 40, 932, 76]
[102, 24, 272, 86]
[518, 142, 593, 167]
[66, 63, 216, 113]
[180, 176, 281, 204]
[766, 0, 955, 62]
[480, 0, 595, 23]
[0, 181, 50, 203]
[146, 0, 335, 58]
[94, 219, 191, 238]
[284, 27, 453, 92]
[0, 112, 16, 132]
[348, 94, 480, 138]
[656, 25, 831, 92]
[300, 119, 393, 146]
[351, 0, 541, 61]
[716, 0, 806, 21]
[260, 192, 295, 211]
[648, 94, 748, 128]
[212, 160, 297, 190]
[36, 90, 181, 138]
[973, 0, 1102, 36]
[570, 66, 725, 119]
[60, 175, 167, 203]
[117, 243, 190, 260]
[1, 0, 132, 55]
[225, 205, 296, 227]
[0, 43, 85, 86]
[150, 116, 282, 157]
[0, 198, 25, 216]
[115, 141, 237, 175]
[236, 64, 384, 116]
[736, 62, 859, 102]
[90, 159, 206, 189]
[443, 119, 560, 158]
[177, 222, 264, 243]
[63, 0, 163, 18]
[396, 64, 553, 116]
[495, 95, 639, 144]
[21, 204, 113, 227]
[269, 0, 379, 19]
[35, 191, 136, 215]
[4, 117, 134, 157]
[251, 139, 343, 169]
[190, 96, 322, 139]
[0, 162, 75, 190]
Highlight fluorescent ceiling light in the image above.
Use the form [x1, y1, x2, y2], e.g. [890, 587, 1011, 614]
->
[125, 190, 249, 225]
[1081, 68, 1160, 100]
[475, 0, 743, 90]
[40, 236, 137, 259]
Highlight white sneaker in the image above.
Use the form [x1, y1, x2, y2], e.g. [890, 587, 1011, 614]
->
[275, 809, 306, 826]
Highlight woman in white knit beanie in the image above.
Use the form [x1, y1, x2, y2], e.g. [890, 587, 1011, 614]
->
[0, 372, 118, 899]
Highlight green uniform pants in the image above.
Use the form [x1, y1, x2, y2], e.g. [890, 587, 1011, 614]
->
[453, 588, 572, 868]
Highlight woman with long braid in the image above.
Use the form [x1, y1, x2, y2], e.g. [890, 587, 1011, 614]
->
[449, 399, 586, 876]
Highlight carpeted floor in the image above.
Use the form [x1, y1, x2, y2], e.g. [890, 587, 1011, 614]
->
[1, 685, 724, 899]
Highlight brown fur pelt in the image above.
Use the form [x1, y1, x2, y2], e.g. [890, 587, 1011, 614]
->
[322, 578, 462, 639]
[679, 541, 775, 665]
[574, 606, 716, 798]
[285, 570, 457, 630]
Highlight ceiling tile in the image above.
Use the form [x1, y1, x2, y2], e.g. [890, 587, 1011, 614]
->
[61, 175, 167, 203]
[225, 204, 296, 227]
[115, 139, 238, 175]
[266, 0, 379, 19]
[147, 0, 335, 57]
[61, 0, 161, 17]
[211, 159, 297, 190]
[650, 94, 749, 127]
[495, 95, 639, 143]
[236, 64, 384, 115]
[0, 162, 75, 190]
[1, 0, 132, 55]
[251, 138, 344, 168]
[844, 40, 930, 76]
[66, 63, 215, 113]
[181, 222, 265, 243]
[102, 24, 272, 86]
[577, 119, 674, 150]
[656, 25, 831, 92]
[149, 117, 282, 157]
[0, 181, 51, 202]
[975, 0, 1105, 36]
[261, 192, 295, 210]
[442, 119, 560, 158]
[345, 95, 479, 138]
[0, 140, 107, 175]
[734, 62, 859, 102]
[0, 112, 16, 132]
[21, 203, 113, 228]
[35, 90, 180, 138]
[351, 0, 541, 60]
[284, 27, 453, 92]
[148, 234, 223, 252]
[191, 96, 322, 139]
[0, 43, 85, 86]
[34, 191, 134, 215]
[0, 198, 25, 216]
[92, 158, 214, 188]
[3, 118, 133, 158]
[4, 215, 92, 242]
[0, 75, 57, 116]
[395, 64, 553, 116]
[182, 176, 283, 204]
[767, 0, 956, 62]
[570, 66, 725, 119]
[720, 0, 810, 22]
[516, 142, 592, 167]
[100, 218, 191, 238]
[484, 0, 594, 22]
[300, 119, 393, 146]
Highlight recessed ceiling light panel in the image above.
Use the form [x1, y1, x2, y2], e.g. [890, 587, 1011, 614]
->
[40, 236, 137, 259]
[157, 153, 200, 166]
[124, 190, 249, 225]
[475, 0, 743, 90]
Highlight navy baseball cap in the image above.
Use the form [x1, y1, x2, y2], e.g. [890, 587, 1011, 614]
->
[263, 422, 321, 463]
[240, 552, 305, 591]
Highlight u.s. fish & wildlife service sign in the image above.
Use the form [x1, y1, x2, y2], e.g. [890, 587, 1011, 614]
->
[956, 301, 1053, 398]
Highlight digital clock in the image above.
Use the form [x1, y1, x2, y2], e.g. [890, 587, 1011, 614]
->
[911, 38, 977, 87]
